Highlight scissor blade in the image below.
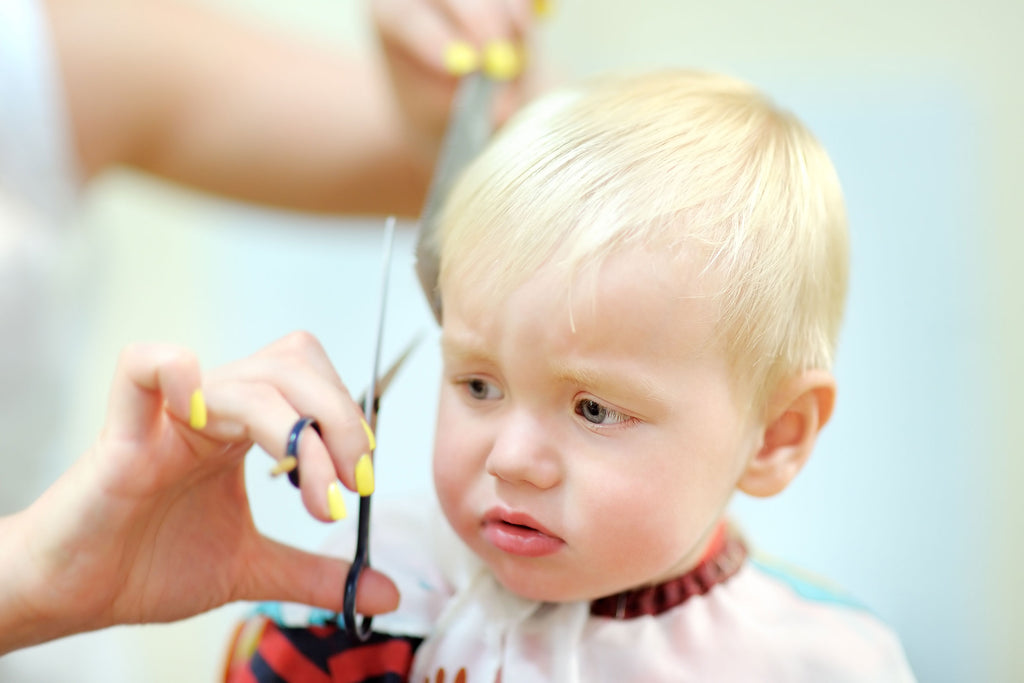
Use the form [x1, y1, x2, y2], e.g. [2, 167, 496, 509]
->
[356, 333, 422, 411]
[415, 73, 497, 322]
[363, 217, 396, 430]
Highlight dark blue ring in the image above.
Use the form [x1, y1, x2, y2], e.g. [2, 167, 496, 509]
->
[285, 416, 320, 488]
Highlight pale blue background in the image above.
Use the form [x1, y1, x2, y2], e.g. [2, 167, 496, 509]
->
[732, 76, 988, 683]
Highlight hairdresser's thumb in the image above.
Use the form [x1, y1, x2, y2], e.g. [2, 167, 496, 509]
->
[243, 537, 400, 615]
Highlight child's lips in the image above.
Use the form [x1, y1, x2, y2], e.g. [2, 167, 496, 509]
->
[481, 508, 565, 557]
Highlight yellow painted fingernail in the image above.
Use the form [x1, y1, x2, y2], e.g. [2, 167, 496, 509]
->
[355, 454, 375, 497]
[327, 481, 347, 521]
[361, 418, 376, 451]
[189, 389, 207, 430]
[533, 0, 552, 18]
[269, 456, 298, 478]
[483, 40, 522, 81]
[444, 40, 479, 76]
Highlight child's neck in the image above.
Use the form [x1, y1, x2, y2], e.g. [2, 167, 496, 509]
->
[589, 519, 746, 620]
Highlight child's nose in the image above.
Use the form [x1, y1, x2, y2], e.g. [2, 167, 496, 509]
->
[484, 412, 561, 490]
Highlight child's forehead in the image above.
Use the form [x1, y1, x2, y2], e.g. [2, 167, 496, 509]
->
[446, 236, 717, 305]
[444, 244, 722, 343]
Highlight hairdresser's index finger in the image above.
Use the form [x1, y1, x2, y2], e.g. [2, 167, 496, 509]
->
[106, 343, 202, 441]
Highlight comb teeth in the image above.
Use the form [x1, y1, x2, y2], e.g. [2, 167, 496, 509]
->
[415, 73, 497, 323]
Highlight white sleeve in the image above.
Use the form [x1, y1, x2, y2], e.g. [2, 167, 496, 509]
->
[0, 0, 80, 225]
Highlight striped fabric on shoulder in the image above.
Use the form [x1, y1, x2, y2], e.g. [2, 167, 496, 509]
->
[223, 616, 423, 683]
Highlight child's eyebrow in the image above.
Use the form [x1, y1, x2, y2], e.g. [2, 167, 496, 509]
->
[439, 332, 492, 363]
[551, 360, 669, 409]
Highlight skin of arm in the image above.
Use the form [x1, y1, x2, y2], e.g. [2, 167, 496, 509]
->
[46, 0, 434, 217]
[0, 510, 59, 655]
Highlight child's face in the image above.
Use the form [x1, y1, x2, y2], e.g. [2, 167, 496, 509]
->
[433, 247, 765, 603]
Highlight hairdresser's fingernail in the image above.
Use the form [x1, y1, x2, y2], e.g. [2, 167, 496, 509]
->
[483, 40, 522, 81]
[355, 454, 375, 497]
[444, 40, 479, 76]
[533, 0, 553, 18]
[360, 418, 376, 451]
[327, 481, 347, 521]
[269, 456, 298, 478]
[189, 389, 207, 430]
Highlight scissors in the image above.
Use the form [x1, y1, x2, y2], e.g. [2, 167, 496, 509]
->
[279, 218, 403, 640]
[340, 215, 396, 640]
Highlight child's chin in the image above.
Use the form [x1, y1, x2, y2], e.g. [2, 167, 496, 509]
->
[489, 566, 591, 604]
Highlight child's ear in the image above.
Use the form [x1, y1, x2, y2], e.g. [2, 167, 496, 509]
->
[737, 369, 836, 498]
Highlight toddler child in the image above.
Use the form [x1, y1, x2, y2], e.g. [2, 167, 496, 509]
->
[224, 68, 916, 682]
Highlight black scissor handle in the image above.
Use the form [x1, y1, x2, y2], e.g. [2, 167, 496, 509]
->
[342, 493, 374, 640]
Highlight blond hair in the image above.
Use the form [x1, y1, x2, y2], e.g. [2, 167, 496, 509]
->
[437, 69, 848, 401]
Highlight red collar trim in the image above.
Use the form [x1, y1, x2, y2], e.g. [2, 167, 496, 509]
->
[589, 523, 747, 620]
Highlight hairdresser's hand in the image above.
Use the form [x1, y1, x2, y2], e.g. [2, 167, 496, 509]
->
[1, 332, 397, 654]
[371, 0, 549, 158]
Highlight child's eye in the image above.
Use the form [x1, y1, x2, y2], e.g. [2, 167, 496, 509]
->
[464, 377, 503, 401]
[574, 398, 630, 425]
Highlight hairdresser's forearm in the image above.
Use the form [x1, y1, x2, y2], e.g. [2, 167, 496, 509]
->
[142, 54, 434, 217]
[47, 0, 432, 216]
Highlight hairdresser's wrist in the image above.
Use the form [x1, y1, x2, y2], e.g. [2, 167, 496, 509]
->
[0, 453, 121, 655]
[0, 508, 79, 655]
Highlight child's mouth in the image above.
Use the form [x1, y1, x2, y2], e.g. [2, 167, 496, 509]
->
[482, 509, 564, 557]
